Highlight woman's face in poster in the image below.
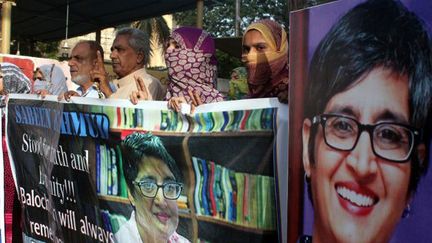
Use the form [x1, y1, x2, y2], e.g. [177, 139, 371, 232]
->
[130, 156, 179, 240]
[302, 67, 412, 243]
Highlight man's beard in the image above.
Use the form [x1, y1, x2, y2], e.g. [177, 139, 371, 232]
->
[71, 74, 90, 86]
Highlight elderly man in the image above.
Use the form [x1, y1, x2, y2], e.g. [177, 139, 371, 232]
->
[98, 27, 165, 100]
[59, 40, 105, 100]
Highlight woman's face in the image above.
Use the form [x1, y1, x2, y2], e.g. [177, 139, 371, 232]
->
[302, 67, 412, 243]
[33, 69, 44, 82]
[130, 156, 179, 241]
[242, 30, 269, 63]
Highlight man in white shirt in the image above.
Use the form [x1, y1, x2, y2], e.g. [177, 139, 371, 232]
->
[97, 27, 165, 100]
[59, 40, 105, 100]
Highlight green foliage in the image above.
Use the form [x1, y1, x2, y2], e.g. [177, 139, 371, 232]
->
[34, 41, 61, 59]
[118, 17, 170, 58]
[133, 17, 171, 48]
[215, 50, 242, 79]
[174, 0, 288, 37]
[10, 40, 60, 59]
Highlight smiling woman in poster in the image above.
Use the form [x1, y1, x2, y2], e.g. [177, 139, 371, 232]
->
[116, 132, 189, 243]
[301, 0, 432, 242]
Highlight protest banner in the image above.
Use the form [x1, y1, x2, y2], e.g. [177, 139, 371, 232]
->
[6, 95, 286, 242]
[289, 0, 432, 242]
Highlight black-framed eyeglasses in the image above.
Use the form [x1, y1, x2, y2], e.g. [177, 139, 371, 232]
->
[132, 180, 183, 200]
[312, 114, 420, 163]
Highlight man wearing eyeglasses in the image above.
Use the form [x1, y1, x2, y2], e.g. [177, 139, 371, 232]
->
[117, 132, 189, 243]
[59, 40, 106, 100]
[300, 1, 432, 243]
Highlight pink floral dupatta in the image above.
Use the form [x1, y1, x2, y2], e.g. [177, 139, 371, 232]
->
[164, 27, 225, 103]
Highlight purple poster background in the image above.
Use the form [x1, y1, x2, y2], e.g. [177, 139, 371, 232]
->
[300, 0, 432, 242]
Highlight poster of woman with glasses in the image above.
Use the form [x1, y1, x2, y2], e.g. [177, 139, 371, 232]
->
[290, 0, 432, 242]
[115, 132, 188, 243]
[6, 96, 282, 242]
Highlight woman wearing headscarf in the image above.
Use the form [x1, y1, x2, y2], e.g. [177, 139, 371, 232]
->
[0, 62, 31, 96]
[163, 27, 225, 112]
[0, 62, 30, 243]
[242, 19, 289, 103]
[228, 67, 248, 100]
[33, 64, 68, 96]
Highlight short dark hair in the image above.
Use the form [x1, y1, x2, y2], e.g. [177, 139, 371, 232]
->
[305, 0, 432, 194]
[115, 27, 150, 66]
[121, 132, 182, 194]
[75, 40, 104, 61]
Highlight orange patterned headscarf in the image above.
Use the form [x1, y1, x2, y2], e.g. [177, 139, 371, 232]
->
[242, 19, 289, 102]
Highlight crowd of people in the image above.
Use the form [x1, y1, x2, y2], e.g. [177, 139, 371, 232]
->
[0, 19, 288, 243]
[0, 19, 289, 115]
[5, 0, 431, 241]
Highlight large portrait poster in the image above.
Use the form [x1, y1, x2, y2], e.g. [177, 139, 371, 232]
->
[289, 0, 432, 242]
[6, 94, 285, 243]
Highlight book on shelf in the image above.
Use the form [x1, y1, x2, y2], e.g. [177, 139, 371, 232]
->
[100, 210, 127, 234]
[106, 146, 112, 195]
[191, 156, 276, 230]
[101, 106, 274, 132]
[96, 140, 101, 194]
[239, 110, 251, 130]
[127, 107, 133, 128]
[221, 111, 230, 131]
[211, 110, 224, 131]
[136, 108, 143, 128]
[214, 164, 225, 219]
[101, 209, 113, 233]
[228, 170, 237, 222]
[192, 157, 202, 215]
[116, 107, 122, 128]
[111, 147, 118, 196]
[248, 174, 258, 228]
[208, 161, 216, 217]
[96, 143, 128, 198]
[200, 158, 210, 216]
[221, 167, 230, 221]
[116, 145, 128, 198]
[235, 172, 245, 225]
[257, 175, 264, 229]
[100, 144, 107, 195]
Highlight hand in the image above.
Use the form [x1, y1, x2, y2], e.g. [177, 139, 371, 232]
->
[168, 90, 202, 114]
[188, 89, 203, 108]
[168, 96, 187, 113]
[276, 82, 288, 104]
[58, 90, 80, 102]
[35, 89, 50, 99]
[130, 76, 149, 105]
[90, 51, 112, 97]
[277, 90, 288, 103]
